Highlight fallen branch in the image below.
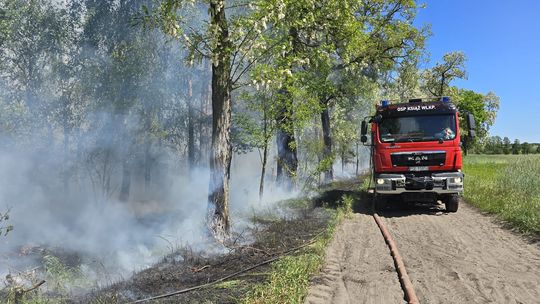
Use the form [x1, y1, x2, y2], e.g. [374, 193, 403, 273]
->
[23, 280, 46, 293]
[190, 265, 210, 273]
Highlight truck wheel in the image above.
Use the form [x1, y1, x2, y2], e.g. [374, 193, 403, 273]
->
[444, 194, 459, 212]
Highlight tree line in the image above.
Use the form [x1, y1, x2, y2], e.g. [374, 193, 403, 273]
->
[0, 0, 500, 237]
[476, 136, 540, 155]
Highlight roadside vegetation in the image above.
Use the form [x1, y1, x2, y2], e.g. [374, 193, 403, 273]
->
[241, 193, 354, 304]
[463, 154, 540, 236]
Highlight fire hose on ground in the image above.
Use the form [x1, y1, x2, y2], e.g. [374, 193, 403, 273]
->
[372, 210, 419, 304]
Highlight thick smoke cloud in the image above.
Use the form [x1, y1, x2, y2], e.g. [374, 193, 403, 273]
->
[0, 130, 297, 286]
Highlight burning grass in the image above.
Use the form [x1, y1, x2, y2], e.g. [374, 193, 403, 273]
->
[463, 154, 540, 236]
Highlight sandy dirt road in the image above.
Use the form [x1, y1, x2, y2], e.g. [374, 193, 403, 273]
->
[305, 201, 540, 304]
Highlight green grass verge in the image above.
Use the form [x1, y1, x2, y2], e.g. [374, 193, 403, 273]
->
[464, 154, 540, 235]
[240, 195, 353, 304]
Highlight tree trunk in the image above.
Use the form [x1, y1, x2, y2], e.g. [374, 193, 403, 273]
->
[144, 141, 151, 190]
[439, 74, 446, 96]
[259, 109, 269, 200]
[341, 149, 345, 174]
[208, 0, 232, 236]
[144, 107, 153, 191]
[275, 27, 301, 190]
[355, 142, 359, 176]
[62, 97, 70, 196]
[259, 141, 268, 201]
[119, 158, 131, 202]
[320, 99, 333, 183]
[187, 77, 195, 172]
[103, 149, 112, 200]
[276, 94, 298, 190]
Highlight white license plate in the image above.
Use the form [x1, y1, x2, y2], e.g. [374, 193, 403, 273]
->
[409, 166, 429, 171]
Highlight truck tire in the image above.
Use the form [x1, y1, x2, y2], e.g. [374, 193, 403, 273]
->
[444, 194, 459, 212]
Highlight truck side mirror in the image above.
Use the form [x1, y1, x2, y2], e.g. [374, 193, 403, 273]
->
[361, 121, 368, 136]
[361, 120, 369, 143]
[466, 113, 475, 130]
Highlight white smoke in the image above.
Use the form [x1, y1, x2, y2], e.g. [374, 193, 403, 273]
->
[0, 129, 299, 289]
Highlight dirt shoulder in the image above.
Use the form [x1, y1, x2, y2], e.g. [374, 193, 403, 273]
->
[306, 198, 540, 304]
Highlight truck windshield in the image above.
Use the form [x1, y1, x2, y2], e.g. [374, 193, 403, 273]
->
[379, 114, 457, 143]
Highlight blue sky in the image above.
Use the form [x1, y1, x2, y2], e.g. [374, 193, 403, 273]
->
[414, 0, 540, 143]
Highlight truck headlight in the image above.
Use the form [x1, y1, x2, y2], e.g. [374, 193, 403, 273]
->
[377, 178, 385, 185]
[453, 177, 462, 183]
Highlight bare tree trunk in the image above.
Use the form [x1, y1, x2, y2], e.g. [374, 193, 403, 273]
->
[259, 109, 269, 200]
[62, 96, 70, 196]
[119, 158, 131, 202]
[355, 142, 359, 176]
[187, 77, 195, 173]
[439, 74, 446, 96]
[320, 99, 333, 183]
[144, 141, 151, 190]
[259, 142, 268, 200]
[103, 149, 112, 200]
[208, 0, 232, 236]
[144, 107, 153, 191]
[341, 149, 345, 174]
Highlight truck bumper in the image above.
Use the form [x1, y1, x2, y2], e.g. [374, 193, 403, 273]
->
[374, 172, 464, 195]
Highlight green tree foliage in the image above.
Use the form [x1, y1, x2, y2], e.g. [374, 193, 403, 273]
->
[248, 0, 427, 184]
[422, 51, 467, 96]
[521, 142, 531, 155]
[455, 89, 500, 145]
[0, 0, 73, 135]
[382, 57, 425, 102]
[479, 136, 537, 155]
[512, 139, 521, 155]
[503, 137, 511, 154]
[235, 89, 280, 198]
[482, 136, 503, 154]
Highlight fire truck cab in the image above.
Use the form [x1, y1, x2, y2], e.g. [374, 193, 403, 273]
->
[361, 97, 476, 212]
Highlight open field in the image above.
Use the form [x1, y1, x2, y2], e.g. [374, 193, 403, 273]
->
[463, 154, 540, 236]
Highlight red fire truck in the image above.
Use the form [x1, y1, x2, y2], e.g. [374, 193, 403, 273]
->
[360, 97, 476, 212]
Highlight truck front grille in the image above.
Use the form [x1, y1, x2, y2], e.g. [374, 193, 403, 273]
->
[390, 151, 446, 167]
